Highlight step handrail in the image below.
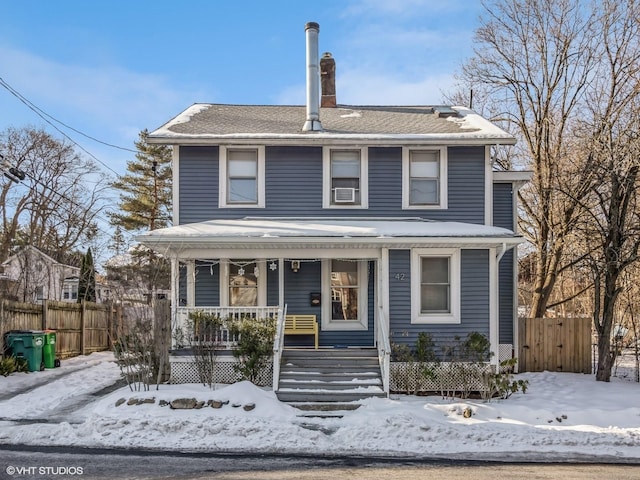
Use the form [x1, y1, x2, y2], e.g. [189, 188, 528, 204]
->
[272, 304, 287, 391]
[377, 305, 391, 396]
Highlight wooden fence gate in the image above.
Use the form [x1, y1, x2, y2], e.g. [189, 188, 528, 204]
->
[518, 317, 592, 373]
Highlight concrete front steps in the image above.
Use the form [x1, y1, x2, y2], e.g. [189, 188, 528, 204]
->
[276, 348, 386, 416]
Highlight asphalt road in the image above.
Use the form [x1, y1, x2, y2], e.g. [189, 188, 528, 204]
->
[1, 446, 639, 480]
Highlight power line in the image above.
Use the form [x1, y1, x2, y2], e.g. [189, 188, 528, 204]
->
[0, 76, 130, 176]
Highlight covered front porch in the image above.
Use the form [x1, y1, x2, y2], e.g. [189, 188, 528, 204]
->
[137, 216, 523, 396]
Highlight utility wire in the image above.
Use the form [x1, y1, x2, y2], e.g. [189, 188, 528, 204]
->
[0, 76, 128, 176]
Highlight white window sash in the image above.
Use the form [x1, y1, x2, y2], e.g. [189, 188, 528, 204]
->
[411, 248, 460, 324]
[219, 146, 265, 208]
[402, 146, 447, 209]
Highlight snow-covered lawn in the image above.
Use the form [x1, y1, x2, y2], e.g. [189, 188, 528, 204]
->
[0, 351, 638, 461]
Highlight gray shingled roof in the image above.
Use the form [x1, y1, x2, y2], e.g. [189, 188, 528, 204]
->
[147, 104, 516, 144]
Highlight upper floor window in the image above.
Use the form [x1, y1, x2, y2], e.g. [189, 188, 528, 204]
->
[219, 146, 265, 208]
[402, 147, 447, 209]
[323, 147, 368, 208]
[411, 248, 460, 324]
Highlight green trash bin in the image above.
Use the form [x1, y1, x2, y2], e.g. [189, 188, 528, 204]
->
[42, 330, 57, 369]
[5, 331, 45, 372]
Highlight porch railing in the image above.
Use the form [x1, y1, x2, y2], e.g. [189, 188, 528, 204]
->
[175, 306, 282, 350]
[272, 304, 288, 391]
[377, 305, 391, 396]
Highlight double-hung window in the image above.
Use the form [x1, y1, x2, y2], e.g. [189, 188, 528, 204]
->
[219, 146, 265, 208]
[323, 147, 368, 208]
[411, 248, 460, 324]
[402, 147, 447, 209]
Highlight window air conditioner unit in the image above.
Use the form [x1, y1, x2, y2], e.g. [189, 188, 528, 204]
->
[334, 187, 356, 203]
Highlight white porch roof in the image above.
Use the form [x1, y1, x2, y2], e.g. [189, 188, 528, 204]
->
[136, 217, 523, 256]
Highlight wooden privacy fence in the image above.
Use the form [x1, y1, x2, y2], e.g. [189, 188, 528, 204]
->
[0, 299, 126, 359]
[518, 317, 592, 373]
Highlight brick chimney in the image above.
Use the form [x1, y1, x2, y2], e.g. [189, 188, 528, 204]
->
[320, 52, 336, 108]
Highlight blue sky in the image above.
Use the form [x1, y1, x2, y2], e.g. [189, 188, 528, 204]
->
[0, 0, 483, 177]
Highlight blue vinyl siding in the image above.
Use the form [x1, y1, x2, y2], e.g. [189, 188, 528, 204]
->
[179, 146, 218, 224]
[282, 261, 322, 348]
[266, 146, 323, 215]
[368, 147, 403, 212]
[494, 182, 516, 344]
[178, 145, 486, 223]
[194, 262, 219, 306]
[388, 249, 490, 353]
[447, 147, 485, 223]
[267, 266, 279, 307]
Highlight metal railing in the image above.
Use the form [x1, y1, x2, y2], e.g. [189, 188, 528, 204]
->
[376, 305, 391, 396]
[175, 306, 282, 350]
[271, 304, 288, 391]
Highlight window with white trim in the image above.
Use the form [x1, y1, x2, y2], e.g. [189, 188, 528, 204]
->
[323, 148, 368, 208]
[229, 261, 258, 306]
[411, 248, 460, 324]
[322, 259, 368, 330]
[219, 146, 265, 208]
[62, 278, 78, 302]
[221, 260, 267, 307]
[402, 147, 447, 209]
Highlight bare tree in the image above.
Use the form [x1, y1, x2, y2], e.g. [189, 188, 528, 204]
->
[462, 0, 602, 318]
[573, 0, 640, 380]
[0, 126, 109, 263]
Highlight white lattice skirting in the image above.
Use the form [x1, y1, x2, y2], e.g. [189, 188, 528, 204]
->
[390, 361, 495, 394]
[169, 356, 273, 387]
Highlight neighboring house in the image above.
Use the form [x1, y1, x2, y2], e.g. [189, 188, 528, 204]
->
[1, 246, 111, 304]
[60, 275, 113, 304]
[1, 246, 79, 303]
[103, 250, 170, 306]
[137, 23, 529, 394]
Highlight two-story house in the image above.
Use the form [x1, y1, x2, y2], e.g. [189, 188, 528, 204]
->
[137, 23, 528, 398]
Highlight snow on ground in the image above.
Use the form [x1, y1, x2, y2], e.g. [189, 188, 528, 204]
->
[0, 351, 639, 461]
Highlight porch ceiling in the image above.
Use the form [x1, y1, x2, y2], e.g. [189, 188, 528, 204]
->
[136, 217, 523, 256]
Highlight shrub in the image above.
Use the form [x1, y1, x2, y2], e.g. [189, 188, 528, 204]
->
[481, 358, 529, 402]
[187, 310, 223, 388]
[0, 356, 29, 376]
[228, 317, 276, 383]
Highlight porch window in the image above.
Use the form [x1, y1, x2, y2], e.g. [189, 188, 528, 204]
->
[219, 146, 265, 208]
[221, 260, 267, 307]
[331, 260, 359, 321]
[322, 259, 368, 331]
[229, 261, 258, 306]
[402, 147, 447, 209]
[323, 147, 368, 208]
[411, 248, 460, 324]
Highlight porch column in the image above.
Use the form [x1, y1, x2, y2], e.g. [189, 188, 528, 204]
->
[489, 247, 500, 369]
[170, 255, 179, 347]
[186, 260, 195, 307]
[278, 258, 285, 309]
[378, 248, 390, 341]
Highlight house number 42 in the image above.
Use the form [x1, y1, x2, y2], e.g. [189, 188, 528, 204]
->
[394, 273, 406, 281]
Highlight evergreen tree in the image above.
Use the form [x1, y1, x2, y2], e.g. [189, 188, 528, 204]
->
[109, 130, 172, 292]
[78, 247, 96, 303]
[109, 129, 172, 232]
